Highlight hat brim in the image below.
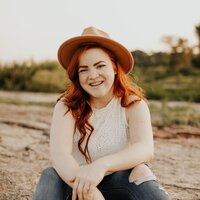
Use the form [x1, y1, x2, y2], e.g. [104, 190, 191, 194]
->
[57, 35, 134, 74]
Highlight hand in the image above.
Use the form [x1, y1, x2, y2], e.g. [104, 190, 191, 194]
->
[91, 187, 105, 200]
[71, 160, 107, 200]
[71, 186, 105, 200]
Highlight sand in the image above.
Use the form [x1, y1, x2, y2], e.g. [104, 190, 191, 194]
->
[0, 91, 200, 200]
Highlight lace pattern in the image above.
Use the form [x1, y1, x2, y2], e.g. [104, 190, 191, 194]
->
[72, 97, 129, 165]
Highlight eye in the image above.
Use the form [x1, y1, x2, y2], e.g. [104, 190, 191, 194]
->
[78, 68, 88, 73]
[97, 64, 106, 69]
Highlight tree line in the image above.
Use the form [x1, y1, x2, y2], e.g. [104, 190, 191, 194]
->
[133, 23, 200, 69]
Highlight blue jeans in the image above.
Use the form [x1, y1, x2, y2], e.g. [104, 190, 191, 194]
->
[32, 167, 170, 200]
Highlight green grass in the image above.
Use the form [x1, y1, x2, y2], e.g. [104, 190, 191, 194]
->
[0, 61, 200, 102]
[133, 66, 200, 102]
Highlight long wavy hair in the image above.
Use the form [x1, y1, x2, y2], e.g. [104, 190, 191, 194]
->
[58, 43, 145, 163]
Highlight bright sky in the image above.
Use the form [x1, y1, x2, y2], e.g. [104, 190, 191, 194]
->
[0, 0, 200, 63]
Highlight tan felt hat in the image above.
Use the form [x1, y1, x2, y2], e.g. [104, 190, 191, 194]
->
[57, 26, 134, 74]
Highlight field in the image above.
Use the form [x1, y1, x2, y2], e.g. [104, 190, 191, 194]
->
[1, 62, 200, 102]
[0, 91, 200, 200]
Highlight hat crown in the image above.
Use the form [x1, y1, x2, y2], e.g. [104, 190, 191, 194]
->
[81, 26, 110, 39]
[58, 26, 133, 73]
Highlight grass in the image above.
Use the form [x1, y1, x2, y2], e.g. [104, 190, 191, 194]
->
[133, 66, 200, 102]
[0, 94, 200, 128]
[0, 61, 200, 102]
[149, 100, 200, 128]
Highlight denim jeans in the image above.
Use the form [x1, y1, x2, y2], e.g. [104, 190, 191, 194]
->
[32, 167, 170, 200]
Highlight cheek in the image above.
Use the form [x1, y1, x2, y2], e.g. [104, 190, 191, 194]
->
[108, 69, 116, 81]
[78, 74, 85, 85]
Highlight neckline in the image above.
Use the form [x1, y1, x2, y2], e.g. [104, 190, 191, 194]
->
[92, 97, 116, 113]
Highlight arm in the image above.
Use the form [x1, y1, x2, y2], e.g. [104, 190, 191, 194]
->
[97, 99, 154, 173]
[50, 100, 79, 188]
[69, 99, 153, 199]
[50, 100, 105, 199]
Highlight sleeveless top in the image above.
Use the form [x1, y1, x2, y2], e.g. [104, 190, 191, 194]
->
[71, 97, 130, 165]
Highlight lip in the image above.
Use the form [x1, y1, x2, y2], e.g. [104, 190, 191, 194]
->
[89, 81, 104, 87]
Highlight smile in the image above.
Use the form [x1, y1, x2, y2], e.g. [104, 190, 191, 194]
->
[89, 81, 104, 87]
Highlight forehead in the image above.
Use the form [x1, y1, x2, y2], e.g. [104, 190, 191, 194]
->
[79, 48, 111, 64]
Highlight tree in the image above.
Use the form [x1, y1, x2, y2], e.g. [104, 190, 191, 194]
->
[131, 50, 150, 67]
[162, 36, 192, 69]
[195, 24, 200, 54]
[192, 24, 200, 68]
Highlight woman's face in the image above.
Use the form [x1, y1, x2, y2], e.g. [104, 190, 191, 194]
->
[78, 48, 116, 102]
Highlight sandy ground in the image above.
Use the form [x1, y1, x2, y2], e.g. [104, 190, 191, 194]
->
[0, 91, 200, 200]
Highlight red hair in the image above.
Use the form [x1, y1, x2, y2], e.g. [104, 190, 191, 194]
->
[58, 44, 145, 163]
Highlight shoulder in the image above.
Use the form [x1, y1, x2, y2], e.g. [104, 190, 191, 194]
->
[125, 96, 151, 123]
[126, 95, 141, 105]
[53, 99, 74, 121]
[54, 99, 68, 114]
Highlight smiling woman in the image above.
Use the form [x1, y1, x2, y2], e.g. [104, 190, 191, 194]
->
[32, 27, 170, 200]
[78, 48, 116, 107]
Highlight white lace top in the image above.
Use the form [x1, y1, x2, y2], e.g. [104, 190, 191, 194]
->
[72, 97, 130, 165]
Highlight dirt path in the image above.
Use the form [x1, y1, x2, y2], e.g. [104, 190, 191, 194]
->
[0, 91, 200, 199]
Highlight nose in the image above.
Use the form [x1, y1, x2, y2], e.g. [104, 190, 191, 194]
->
[88, 69, 99, 79]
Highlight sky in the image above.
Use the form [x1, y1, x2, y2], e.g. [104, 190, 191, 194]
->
[0, 0, 200, 63]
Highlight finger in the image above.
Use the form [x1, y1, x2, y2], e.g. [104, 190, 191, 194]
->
[88, 185, 95, 200]
[77, 179, 84, 200]
[69, 177, 75, 183]
[83, 182, 90, 200]
[72, 179, 78, 200]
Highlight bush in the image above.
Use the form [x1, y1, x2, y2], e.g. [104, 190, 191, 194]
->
[0, 61, 199, 102]
[132, 65, 200, 102]
[0, 61, 68, 92]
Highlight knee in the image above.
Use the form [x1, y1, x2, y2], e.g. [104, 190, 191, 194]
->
[105, 170, 130, 188]
[41, 167, 57, 176]
[40, 167, 62, 183]
[111, 170, 130, 181]
[32, 167, 66, 200]
[128, 164, 156, 185]
[138, 181, 170, 200]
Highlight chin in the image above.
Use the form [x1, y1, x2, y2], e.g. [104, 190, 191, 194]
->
[90, 94, 106, 99]
[89, 91, 109, 98]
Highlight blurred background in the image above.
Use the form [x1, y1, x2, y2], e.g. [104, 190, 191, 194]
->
[0, 0, 200, 102]
[0, 0, 200, 199]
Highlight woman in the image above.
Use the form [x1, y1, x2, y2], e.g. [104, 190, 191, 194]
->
[32, 27, 170, 200]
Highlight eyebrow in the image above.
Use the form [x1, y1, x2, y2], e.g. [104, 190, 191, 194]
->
[94, 61, 105, 66]
[78, 61, 105, 68]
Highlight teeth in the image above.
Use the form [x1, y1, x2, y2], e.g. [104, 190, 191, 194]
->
[90, 81, 103, 86]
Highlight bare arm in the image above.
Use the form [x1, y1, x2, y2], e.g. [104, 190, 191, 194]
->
[97, 99, 154, 173]
[50, 100, 79, 188]
[50, 100, 106, 199]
